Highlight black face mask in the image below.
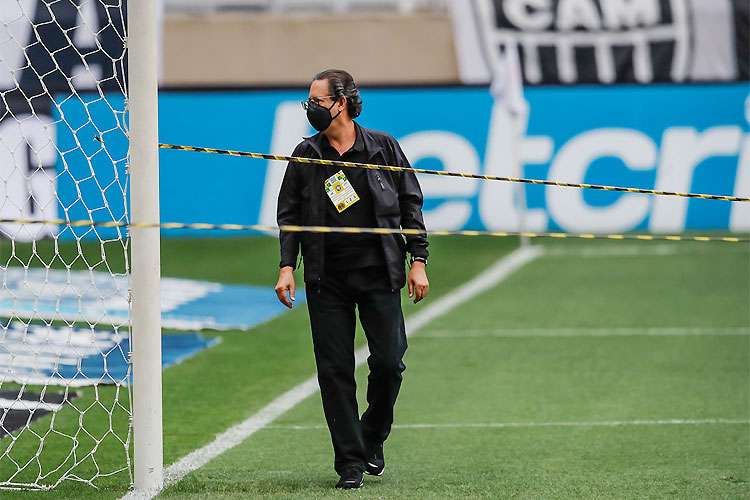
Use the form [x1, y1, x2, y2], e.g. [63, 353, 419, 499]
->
[306, 100, 342, 132]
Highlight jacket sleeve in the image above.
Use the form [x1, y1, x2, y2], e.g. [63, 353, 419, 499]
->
[391, 138, 429, 260]
[276, 144, 303, 269]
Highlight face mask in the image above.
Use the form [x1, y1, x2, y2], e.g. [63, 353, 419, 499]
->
[306, 100, 342, 132]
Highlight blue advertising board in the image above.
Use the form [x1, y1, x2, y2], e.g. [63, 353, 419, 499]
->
[53, 83, 749, 238]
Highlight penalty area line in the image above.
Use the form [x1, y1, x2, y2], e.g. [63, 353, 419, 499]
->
[417, 326, 750, 339]
[122, 244, 543, 499]
[266, 418, 750, 431]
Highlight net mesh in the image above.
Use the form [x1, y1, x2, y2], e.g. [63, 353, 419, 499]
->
[0, 0, 130, 490]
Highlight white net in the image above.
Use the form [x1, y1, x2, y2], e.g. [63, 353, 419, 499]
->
[0, 0, 131, 490]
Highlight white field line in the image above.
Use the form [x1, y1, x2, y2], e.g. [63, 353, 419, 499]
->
[543, 243, 750, 258]
[545, 243, 679, 257]
[121, 245, 543, 499]
[418, 326, 750, 339]
[266, 418, 750, 431]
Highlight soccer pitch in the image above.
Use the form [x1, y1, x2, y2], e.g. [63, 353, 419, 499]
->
[4, 235, 749, 499]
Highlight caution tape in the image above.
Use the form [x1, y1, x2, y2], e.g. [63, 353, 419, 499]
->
[157, 142, 750, 203]
[2, 218, 747, 244]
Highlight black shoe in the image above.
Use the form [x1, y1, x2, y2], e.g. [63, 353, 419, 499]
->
[335, 468, 364, 489]
[365, 443, 385, 476]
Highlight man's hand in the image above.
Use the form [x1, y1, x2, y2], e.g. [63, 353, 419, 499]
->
[407, 261, 429, 304]
[275, 266, 296, 308]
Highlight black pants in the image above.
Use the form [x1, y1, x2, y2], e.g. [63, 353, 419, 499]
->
[306, 266, 407, 474]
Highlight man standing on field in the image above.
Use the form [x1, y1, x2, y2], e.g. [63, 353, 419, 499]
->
[274, 69, 430, 489]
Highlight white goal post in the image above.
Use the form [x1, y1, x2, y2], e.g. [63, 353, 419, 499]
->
[128, 0, 164, 492]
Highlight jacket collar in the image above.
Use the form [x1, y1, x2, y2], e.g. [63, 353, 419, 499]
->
[304, 121, 384, 161]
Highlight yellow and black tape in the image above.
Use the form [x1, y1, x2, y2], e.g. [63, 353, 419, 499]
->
[3, 218, 747, 244]
[158, 143, 750, 203]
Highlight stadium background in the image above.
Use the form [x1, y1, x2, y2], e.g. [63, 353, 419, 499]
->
[0, 0, 748, 498]
[2, 0, 749, 239]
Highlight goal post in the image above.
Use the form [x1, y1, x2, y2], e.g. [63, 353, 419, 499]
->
[128, 0, 164, 493]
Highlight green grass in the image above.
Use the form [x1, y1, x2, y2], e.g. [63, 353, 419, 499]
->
[1, 236, 748, 498]
[0, 235, 514, 497]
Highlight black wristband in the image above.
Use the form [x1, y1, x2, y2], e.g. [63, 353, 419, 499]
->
[411, 256, 427, 266]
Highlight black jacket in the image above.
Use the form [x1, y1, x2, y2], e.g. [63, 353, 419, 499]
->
[277, 124, 429, 289]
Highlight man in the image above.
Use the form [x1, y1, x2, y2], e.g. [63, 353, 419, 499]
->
[274, 69, 429, 489]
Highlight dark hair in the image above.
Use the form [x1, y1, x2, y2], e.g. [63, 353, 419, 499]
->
[313, 69, 362, 118]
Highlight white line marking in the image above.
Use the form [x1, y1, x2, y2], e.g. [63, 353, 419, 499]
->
[418, 326, 750, 339]
[266, 418, 750, 431]
[545, 244, 680, 257]
[543, 243, 749, 258]
[122, 245, 543, 499]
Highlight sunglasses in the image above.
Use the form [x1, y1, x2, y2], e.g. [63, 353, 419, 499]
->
[301, 95, 337, 110]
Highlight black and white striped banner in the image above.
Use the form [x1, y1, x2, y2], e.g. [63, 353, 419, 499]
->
[452, 0, 749, 85]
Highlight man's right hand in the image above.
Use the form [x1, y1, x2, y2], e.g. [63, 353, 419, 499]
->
[274, 266, 296, 308]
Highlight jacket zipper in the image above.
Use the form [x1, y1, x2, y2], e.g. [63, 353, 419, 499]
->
[376, 174, 385, 190]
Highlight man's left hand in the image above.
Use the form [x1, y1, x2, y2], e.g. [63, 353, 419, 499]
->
[407, 261, 429, 304]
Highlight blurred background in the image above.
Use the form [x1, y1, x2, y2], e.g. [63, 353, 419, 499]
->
[1, 0, 748, 239]
[159, 0, 750, 236]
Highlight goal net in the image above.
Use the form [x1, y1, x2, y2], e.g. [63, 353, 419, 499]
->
[0, 0, 131, 490]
